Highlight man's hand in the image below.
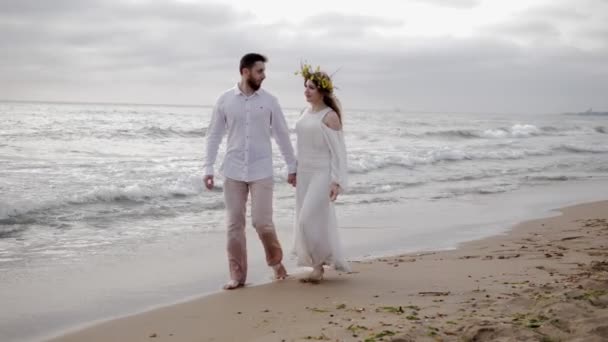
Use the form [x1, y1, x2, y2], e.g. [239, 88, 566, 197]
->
[329, 182, 340, 201]
[287, 173, 297, 187]
[204, 175, 214, 190]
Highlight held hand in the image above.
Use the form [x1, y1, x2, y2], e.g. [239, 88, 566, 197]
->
[287, 173, 297, 187]
[203, 175, 214, 190]
[329, 182, 340, 201]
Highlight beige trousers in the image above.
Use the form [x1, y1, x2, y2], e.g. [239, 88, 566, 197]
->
[223, 177, 283, 283]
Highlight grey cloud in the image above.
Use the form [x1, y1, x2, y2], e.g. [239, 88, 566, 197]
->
[1, 0, 607, 113]
[303, 12, 404, 28]
[582, 27, 608, 43]
[0, 0, 251, 50]
[484, 0, 608, 48]
[488, 20, 562, 41]
[520, 0, 606, 22]
[0, 0, 94, 15]
[0, 0, 249, 23]
[256, 26, 607, 113]
[523, 6, 589, 21]
[295, 12, 405, 38]
[412, 0, 481, 9]
[0, 0, 254, 77]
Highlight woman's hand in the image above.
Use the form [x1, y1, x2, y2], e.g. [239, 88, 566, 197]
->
[329, 182, 341, 201]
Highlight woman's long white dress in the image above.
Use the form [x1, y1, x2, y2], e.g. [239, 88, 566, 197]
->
[292, 107, 350, 272]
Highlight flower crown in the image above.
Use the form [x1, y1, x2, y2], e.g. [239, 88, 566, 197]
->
[294, 63, 335, 93]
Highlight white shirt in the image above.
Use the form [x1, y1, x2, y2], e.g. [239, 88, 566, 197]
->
[203, 85, 297, 182]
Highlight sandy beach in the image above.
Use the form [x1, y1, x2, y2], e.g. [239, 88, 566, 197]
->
[48, 200, 608, 342]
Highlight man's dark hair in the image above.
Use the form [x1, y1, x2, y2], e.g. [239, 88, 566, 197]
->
[239, 53, 267, 74]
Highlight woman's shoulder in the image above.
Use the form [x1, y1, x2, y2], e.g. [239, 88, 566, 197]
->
[322, 110, 342, 131]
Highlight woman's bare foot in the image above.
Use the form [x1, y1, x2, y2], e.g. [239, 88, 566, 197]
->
[223, 280, 244, 290]
[271, 263, 288, 280]
[310, 265, 324, 280]
[300, 265, 324, 284]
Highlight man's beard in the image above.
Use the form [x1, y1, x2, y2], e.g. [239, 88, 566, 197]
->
[247, 77, 261, 91]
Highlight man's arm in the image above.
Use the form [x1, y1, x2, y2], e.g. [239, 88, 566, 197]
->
[270, 97, 297, 179]
[203, 98, 226, 188]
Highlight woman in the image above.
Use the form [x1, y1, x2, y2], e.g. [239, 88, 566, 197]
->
[292, 64, 351, 282]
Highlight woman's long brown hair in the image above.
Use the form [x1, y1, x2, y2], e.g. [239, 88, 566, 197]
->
[308, 71, 342, 123]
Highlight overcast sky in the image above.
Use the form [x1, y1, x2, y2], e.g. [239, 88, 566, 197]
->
[1, 0, 607, 113]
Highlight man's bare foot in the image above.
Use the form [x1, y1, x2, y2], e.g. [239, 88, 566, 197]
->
[223, 280, 244, 290]
[271, 263, 288, 280]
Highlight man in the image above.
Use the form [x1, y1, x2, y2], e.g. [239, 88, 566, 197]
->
[203, 53, 297, 290]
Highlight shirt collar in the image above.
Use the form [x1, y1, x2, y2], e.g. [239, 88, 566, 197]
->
[233, 83, 264, 97]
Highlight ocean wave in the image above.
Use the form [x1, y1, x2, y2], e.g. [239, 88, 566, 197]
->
[0, 176, 223, 225]
[417, 124, 576, 140]
[0, 199, 45, 227]
[525, 175, 575, 182]
[1, 126, 207, 141]
[348, 140, 608, 174]
[0, 224, 28, 237]
[423, 129, 480, 139]
[347, 181, 424, 195]
[0, 199, 37, 221]
[102, 126, 207, 139]
[74, 183, 200, 204]
[348, 147, 550, 174]
[432, 184, 517, 199]
[482, 124, 543, 138]
[339, 197, 401, 205]
[135, 126, 206, 138]
[558, 144, 608, 154]
[67, 174, 224, 206]
[434, 172, 502, 183]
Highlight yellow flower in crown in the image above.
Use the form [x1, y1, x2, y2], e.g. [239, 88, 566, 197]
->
[295, 61, 335, 93]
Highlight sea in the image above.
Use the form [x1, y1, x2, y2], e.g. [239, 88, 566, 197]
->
[1, 101, 607, 341]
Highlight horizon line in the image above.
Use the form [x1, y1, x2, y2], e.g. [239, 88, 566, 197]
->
[0, 98, 573, 116]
